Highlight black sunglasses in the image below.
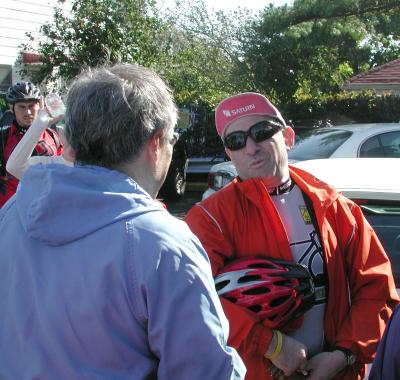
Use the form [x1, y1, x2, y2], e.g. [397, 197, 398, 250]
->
[223, 120, 284, 151]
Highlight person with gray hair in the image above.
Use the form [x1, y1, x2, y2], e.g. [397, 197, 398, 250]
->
[0, 63, 246, 380]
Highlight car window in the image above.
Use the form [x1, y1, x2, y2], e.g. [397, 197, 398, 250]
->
[358, 136, 382, 157]
[360, 131, 400, 158]
[288, 129, 352, 161]
[361, 205, 400, 287]
[381, 131, 400, 157]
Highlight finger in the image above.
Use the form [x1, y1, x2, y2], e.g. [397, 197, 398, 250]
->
[304, 360, 313, 372]
[39, 96, 44, 109]
[296, 369, 310, 379]
[267, 363, 284, 378]
[298, 360, 309, 375]
[268, 365, 280, 376]
[51, 114, 65, 124]
[40, 106, 51, 117]
[298, 360, 308, 371]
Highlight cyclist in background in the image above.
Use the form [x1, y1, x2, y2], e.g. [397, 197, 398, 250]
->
[0, 82, 63, 207]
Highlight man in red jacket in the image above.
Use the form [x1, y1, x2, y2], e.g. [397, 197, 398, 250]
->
[185, 92, 399, 380]
[0, 82, 63, 207]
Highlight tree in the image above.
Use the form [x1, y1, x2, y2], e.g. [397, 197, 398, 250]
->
[19, 0, 252, 156]
[20, 0, 251, 107]
[20, 0, 162, 86]
[156, 0, 253, 106]
[240, 0, 400, 104]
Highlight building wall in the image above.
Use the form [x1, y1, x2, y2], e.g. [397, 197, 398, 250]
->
[0, 0, 64, 91]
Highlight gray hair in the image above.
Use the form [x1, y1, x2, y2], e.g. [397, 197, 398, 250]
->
[64, 63, 177, 167]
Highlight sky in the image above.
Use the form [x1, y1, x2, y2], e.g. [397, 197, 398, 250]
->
[159, 0, 292, 15]
[205, 0, 291, 13]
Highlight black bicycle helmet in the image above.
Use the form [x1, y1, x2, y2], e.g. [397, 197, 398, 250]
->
[6, 82, 41, 103]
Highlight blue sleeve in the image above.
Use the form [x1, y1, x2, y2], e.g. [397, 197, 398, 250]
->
[369, 305, 400, 380]
[130, 218, 246, 380]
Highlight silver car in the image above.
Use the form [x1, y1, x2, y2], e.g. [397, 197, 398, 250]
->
[289, 123, 400, 162]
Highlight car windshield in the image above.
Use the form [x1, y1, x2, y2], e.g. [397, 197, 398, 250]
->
[289, 128, 353, 161]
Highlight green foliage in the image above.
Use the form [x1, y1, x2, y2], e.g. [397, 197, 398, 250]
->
[158, 0, 252, 106]
[241, 0, 400, 103]
[180, 103, 223, 157]
[20, 0, 162, 86]
[283, 91, 400, 125]
[0, 94, 6, 112]
[17, 0, 400, 156]
[19, 0, 250, 107]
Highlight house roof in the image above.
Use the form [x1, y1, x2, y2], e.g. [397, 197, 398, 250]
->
[343, 58, 400, 86]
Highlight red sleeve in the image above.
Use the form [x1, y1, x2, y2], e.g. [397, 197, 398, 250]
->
[185, 203, 273, 357]
[332, 198, 399, 362]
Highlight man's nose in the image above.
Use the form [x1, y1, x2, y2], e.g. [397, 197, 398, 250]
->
[244, 136, 259, 154]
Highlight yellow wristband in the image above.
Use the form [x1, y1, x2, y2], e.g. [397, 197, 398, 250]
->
[264, 330, 283, 360]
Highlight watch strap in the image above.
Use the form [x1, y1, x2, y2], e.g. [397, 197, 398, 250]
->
[333, 346, 356, 366]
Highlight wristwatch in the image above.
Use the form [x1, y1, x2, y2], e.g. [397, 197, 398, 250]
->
[334, 346, 356, 366]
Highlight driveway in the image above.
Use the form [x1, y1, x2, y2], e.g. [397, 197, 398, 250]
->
[163, 191, 202, 219]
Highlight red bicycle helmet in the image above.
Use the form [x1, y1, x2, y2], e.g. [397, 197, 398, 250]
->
[215, 257, 315, 329]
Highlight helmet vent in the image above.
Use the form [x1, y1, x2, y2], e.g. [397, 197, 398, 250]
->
[238, 274, 261, 283]
[215, 280, 230, 292]
[248, 263, 275, 269]
[226, 297, 237, 303]
[270, 296, 290, 307]
[248, 305, 262, 313]
[242, 286, 270, 295]
[275, 280, 293, 287]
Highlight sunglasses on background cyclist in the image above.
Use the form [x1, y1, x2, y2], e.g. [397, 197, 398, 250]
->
[223, 120, 284, 151]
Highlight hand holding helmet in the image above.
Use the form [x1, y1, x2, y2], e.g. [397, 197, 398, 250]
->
[215, 257, 315, 377]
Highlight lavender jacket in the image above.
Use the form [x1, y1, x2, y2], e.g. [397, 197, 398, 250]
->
[0, 164, 245, 380]
[369, 304, 400, 380]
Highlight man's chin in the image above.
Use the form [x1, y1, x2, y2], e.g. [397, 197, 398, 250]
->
[18, 120, 33, 127]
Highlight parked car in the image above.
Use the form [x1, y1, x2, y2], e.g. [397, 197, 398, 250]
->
[204, 123, 400, 198]
[204, 158, 400, 291]
[202, 160, 236, 200]
[294, 158, 400, 291]
[158, 134, 188, 201]
[186, 155, 227, 183]
[290, 123, 400, 162]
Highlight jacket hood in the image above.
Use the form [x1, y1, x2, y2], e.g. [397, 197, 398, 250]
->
[15, 164, 163, 246]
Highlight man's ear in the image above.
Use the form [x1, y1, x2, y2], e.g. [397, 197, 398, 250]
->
[63, 145, 75, 162]
[283, 126, 295, 150]
[146, 129, 163, 162]
[224, 146, 232, 160]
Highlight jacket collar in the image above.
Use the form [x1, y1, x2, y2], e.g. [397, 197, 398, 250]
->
[231, 165, 341, 214]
